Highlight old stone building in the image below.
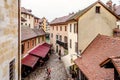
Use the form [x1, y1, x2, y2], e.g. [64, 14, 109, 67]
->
[50, 0, 119, 76]
[21, 27, 46, 58]
[0, 0, 20, 80]
[21, 7, 34, 28]
[68, 0, 119, 53]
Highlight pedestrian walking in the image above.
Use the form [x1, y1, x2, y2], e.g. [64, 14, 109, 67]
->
[46, 67, 51, 78]
[58, 50, 61, 60]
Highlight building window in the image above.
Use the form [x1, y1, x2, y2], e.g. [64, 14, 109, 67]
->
[56, 46, 58, 53]
[60, 26, 62, 31]
[25, 14, 27, 18]
[70, 39, 72, 48]
[32, 40, 34, 46]
[28, 42, 29, 48]
[21, 23, 23, 25]
[29, 24, 30, 27]
[25, 23, 27, 26]
[70, 24, 72, 32]
[51, 33, 53, 38]
[53, 26, 54, 30]
[42, 36, 44, 41]
[56, 35, 58, 40]
[56, 26, 58, 31]
[38, 37, 40, 43]
[64, 36, 67, 43]
[75, 42, 78, 52]
[65, 26, 67, 31]
[21, 44, 24, 54]
[60, 35, 62, 41]
[96, 6, 100, 13]
[9, 59, 15, 80]
[29, 15, 30, 19]
[117, 25, 119, 29]
[74, 23, 77, 33]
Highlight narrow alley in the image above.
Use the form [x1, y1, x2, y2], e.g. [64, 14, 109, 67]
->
[23, 53, 68, 80]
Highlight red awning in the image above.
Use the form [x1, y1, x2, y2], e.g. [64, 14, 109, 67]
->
[22, 54, 39, 68]
[29, 43, 51, 58]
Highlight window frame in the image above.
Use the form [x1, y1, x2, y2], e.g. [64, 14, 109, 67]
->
[70, 39, 72, 48]
[9, 59, 15, 80]
[27, 41, 29, 48]
[51, 33, 53, 38]
[60, 26, 62, 31]
[65, 26, 67, 31]
[56, 26, 58, 31]
[70, 24, 72, 32]
[56, 35, 58, 40]
[21, 44, 25, 54]
[96, 6, 100, 13]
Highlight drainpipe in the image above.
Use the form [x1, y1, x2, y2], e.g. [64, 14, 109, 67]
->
[18, 0, 21, 80]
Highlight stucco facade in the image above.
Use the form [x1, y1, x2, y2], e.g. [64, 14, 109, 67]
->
[21, 36, 46, 58]
[21, 8, 34, 28]
[50, 1, 119, 77]
[42, 18, 47, 32]
[78, 3, 117, 52]
[34, 17, 40, 28]
[0, 0, 19, 80]
[50, 25, 68, 56]
[62, 22, 78, 69]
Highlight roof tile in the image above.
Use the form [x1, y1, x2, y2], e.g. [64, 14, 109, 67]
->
[21, 26, 37, 41]
[50, 13, 74, 25]
[75, 34, 120, 80]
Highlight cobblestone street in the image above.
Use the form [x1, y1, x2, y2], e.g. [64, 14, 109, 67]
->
[23, 54, 68, 80]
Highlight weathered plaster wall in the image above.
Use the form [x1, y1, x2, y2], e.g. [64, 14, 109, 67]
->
[78, 3, 117, 52]
[0, 0, 19, 80]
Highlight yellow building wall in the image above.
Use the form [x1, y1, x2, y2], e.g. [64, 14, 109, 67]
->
[42, 18, 47, 32]
[78, 3, 117, 52]
[0, 0, 19, 80]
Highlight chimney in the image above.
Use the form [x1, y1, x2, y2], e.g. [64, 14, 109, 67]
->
[106, 0, 113, 10]
[69, 12, 74, 15]
[113, 4, 116, 11]
[28, 9, 32, 12]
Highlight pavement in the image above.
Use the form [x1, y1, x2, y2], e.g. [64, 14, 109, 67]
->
[23, 53, 68, 80]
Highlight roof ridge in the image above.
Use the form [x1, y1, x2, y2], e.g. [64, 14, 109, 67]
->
[67, 0, 120, 21]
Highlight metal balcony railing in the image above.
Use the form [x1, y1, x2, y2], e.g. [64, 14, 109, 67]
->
[56, 40, 68, 50]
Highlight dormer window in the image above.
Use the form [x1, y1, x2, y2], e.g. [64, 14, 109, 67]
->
[96, 6, 100, 13]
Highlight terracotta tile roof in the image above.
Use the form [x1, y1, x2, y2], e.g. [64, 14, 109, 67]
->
[75, 34, 120, 80]
[34, 16, 40, 19]
[111, 57, 120, 75]
[32, 28, 46, 36]
[21, 7, 33, 16]
[50, 13, 74, 25]
[100, 56, 120, 75]
[21, 26, 37, 41]
[68, 0, 119, 21]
